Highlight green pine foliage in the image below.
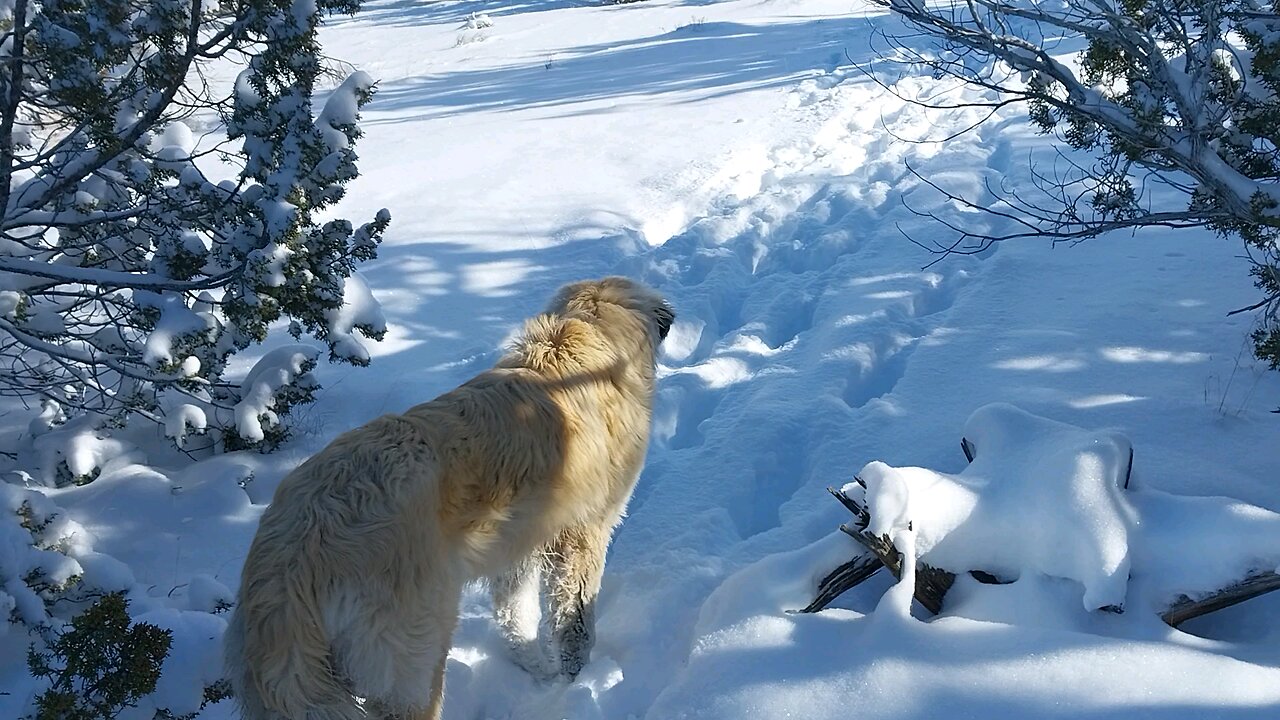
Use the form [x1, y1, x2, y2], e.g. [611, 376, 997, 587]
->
[26, 594, 170, 720]
[25, 593, 232, 720]
[1031, 2, 1279, 373]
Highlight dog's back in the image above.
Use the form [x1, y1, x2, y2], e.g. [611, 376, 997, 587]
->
[226, 280, 664, 720]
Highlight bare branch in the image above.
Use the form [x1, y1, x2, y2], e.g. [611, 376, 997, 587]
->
[1163, 571, 1280, 627]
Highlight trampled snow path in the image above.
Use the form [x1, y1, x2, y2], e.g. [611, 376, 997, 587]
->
[418, 48, 1029, 717]
[3, 0, 1279, 718]
[406, 6, 1278, 718]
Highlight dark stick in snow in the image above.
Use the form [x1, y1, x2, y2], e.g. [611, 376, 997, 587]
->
[1162, 571, 1280, 627]
[799, 486, 955, 615]
[799, 553, 884, 614]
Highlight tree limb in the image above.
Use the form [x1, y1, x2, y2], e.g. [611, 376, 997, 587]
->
[1163, 571, 1280, 627]
[799, 552, 884, 614]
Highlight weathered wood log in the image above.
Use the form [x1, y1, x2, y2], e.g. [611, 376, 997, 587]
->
[799, 552, 884, 614]
[806, 485, 958, 614]
[837, 520, 956, 614]
[827, 481, 869, 523]
[1162, 570, 1280, 627]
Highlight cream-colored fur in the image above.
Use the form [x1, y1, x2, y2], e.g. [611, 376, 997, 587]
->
[224, 277, 673, 720]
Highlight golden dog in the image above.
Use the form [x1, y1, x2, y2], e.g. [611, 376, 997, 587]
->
[224, 277, 673, 720]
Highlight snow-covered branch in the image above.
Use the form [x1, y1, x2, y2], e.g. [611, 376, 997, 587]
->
[0, 0, 391, 450]
[0, 257, 239, 291]
[868, 0, 1280, 384]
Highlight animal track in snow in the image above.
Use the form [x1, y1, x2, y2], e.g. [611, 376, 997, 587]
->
[627, 66, 1001, 554]
[837, 333, 918, 410]
[729, 432, 812, 538]
[652, 372, 736, 451]
[845, 269, 968, 320]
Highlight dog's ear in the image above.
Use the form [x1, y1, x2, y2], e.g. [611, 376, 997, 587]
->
[654, 302, 675, 341]
[548, 279, 608, 318]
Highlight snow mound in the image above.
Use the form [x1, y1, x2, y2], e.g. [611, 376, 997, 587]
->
[852, 403, 1280, 615]
[652, 408, 1280, 720]
[855, 402, 1134, 610]
[0, 485, 86, 628]
[28, 413, 143, 486]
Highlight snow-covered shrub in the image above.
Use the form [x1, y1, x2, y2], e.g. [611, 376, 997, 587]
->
[26, 594, 171, 720]
[26, 412, 143, 487]
[872, 0, 1280, 399]
[222, 345, 320, 451]
[0, 0, 391, 451]
[2, 485, 87, 628]
[25, 592, 231, 720]
[3, 482, 233, 718]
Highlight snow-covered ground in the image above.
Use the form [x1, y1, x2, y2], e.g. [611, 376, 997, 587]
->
[4, 0, 1280, 718]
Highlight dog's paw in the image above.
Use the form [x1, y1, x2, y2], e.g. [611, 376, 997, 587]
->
[559, 649, 588, 682]
[506, 638, 559, 681]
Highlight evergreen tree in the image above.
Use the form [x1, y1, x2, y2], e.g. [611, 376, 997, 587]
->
[0, 0, 390, 450]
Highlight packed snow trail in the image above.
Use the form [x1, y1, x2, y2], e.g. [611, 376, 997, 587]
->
[2, 0, 1278, 718]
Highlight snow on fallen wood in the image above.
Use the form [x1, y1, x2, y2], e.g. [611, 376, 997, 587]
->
[811, 403, 1280, 624]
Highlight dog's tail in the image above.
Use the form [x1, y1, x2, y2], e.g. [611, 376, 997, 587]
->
[225, 548, 358, 720]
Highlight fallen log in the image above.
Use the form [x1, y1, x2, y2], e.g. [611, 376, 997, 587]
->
[1162, 570, 1280, 627]
[801, 485, 1002, 615]
[835, 518, 956, 614]
[808, 485, 1280, 627]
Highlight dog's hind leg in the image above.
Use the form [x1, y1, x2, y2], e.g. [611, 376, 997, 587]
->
[369, 653, 446, 720]
[423, 653, 448, 720]
[491, 554, 555, 679]
[367, 650, 445, 720]
[545, 521, 613, 680]
[345, 585, 460, 720]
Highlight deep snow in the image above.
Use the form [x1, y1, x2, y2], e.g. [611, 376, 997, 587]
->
[3, 0, 1280, 718]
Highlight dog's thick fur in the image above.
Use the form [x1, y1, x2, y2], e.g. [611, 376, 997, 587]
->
[224, 277, 673, 720]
